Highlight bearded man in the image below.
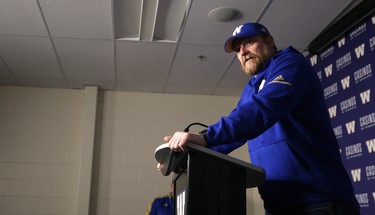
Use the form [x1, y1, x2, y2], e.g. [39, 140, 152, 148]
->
[163, 23, 359, 215]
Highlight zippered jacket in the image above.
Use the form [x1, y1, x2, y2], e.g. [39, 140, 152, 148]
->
[204, 46, 358, 211]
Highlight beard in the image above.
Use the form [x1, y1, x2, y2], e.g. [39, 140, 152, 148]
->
[241, 47, 275, 76]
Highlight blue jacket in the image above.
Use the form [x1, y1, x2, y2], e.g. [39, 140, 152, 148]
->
[145, 193, 173, 215]
[205, 46, 358, 211]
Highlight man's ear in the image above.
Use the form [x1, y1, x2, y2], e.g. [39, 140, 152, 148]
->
[266, 35, 275, 46]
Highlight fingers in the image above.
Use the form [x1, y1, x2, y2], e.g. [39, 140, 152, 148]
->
[164, 136, 172, 142]
[168, 131, 188, 152]
[164, 131, 208, 154]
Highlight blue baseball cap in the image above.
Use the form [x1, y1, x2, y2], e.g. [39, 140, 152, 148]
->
[224, 22, 270, 53]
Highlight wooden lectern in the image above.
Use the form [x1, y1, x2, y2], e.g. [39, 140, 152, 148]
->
[154, 143, 266, 215]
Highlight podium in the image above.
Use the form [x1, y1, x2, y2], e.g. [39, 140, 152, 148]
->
[154, 143, 266, 215]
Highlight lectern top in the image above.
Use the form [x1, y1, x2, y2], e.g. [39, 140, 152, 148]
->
[154, 142, 266, 187]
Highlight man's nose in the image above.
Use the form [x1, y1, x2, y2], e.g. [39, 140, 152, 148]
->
[238, 45, 248, 56]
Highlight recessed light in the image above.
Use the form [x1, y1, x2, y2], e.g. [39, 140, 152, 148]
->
[208, 7, 240, 22]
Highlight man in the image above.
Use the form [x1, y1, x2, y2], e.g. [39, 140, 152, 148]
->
[163, 23, 359, 215]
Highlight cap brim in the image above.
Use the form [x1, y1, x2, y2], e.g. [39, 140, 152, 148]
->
[224, 37, 236, 53]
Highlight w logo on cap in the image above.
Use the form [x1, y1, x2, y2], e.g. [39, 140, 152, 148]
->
[233, 25, 244, 36]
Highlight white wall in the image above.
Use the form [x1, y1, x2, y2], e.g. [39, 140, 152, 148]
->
[0, 86, 82, 214]
[0, 86, 264, 215]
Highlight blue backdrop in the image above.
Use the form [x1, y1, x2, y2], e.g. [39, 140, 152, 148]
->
[306, 14, 375, 215]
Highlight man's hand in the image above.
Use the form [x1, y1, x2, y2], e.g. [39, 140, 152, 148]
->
[164, 131, 207, 152]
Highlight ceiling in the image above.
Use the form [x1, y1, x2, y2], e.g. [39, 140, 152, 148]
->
[0, 0, 363, 96]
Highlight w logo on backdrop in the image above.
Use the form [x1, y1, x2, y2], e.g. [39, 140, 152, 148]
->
[366, 138, 375, 153]
[341, 76, 350, 90]
[360, 89, 371, 104]
[328, 105, 337, 118]
[338, 37, 346, 48]
[351, 168, 361, 182]
[355, 43, 365, 59]
[345, 120, 356, 134]
[324, 64, 333, 77]
[310, 55, 318, 66]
